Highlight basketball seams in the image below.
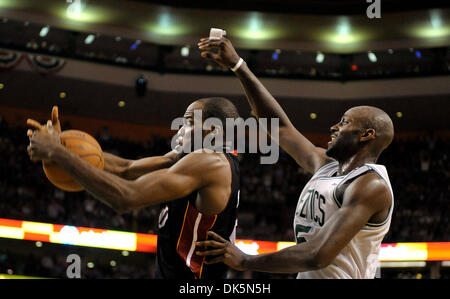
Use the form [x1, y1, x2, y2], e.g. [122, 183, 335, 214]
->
[43, 130, 104, 191]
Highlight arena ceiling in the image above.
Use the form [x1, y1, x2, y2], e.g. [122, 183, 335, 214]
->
[0, 0, 449, 53]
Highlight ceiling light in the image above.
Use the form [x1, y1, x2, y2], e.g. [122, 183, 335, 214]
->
[368, 51, 377, 63]
[84, 34, 95, 45]
[130, 40, 141, 51]
[39, 26, 50, 37]
[272, 49, 281, 60]
[67, 0, 84, 19]
[181, 46, 189, 57]
[316, 52, 325, 63]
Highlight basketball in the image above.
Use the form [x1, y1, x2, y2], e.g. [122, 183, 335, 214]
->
[42, 130, 104, 192]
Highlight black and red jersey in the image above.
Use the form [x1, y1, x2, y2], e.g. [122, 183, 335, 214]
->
[154, 152, 240, 279]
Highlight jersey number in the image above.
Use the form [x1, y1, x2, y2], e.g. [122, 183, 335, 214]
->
[295, 224, 311, 244]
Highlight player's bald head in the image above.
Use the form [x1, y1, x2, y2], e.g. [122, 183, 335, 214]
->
[346, 106, 394, 153]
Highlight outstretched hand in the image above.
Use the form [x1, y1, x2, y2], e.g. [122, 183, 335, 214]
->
[196, 231, 248, 271]
[26, 119, 62, 162]
[198, 37, 241, 69]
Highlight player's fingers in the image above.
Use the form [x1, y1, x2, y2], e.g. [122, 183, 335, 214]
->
[47, 120, 53, 130]
[198, 41, 221, 49]
[51, 106, 59, 122]
[204, 255, 225, 265]
[207, 231, 228, 243]
[27, 129, 33, 137]
[51, 106, 61, 132]
[27, 119, 44, 131]
[196, 240, 226, 248]
[199, 38, 209, 42]
[195, 248, 225, 256]
[201, 51, 220, 60]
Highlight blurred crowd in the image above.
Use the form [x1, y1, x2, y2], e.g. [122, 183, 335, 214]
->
[0, 116, 449, 278]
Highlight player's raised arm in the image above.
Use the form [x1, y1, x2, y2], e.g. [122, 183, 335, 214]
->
[198, 38, 333, 174]
[50, 105, 181, 180]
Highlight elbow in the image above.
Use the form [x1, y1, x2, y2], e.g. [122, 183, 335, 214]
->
[310, 250, 332, 270]
[111, 187, 135, 215]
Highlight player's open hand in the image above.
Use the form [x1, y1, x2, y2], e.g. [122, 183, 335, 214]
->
[196, 231, 248, 271]
[198, 37, 241, 69]
[26, 119, 62, 162]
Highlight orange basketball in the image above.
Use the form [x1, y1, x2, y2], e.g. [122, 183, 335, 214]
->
[43, 130, 104, 192]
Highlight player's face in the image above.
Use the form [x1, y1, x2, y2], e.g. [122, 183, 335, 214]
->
[180, 101, 205, 152]
[326, 111, 362, 160]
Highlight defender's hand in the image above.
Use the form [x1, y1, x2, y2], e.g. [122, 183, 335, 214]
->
[196, 231, 248, 271]
[198, 37, 241, 69]
[27, 119, 62, 162]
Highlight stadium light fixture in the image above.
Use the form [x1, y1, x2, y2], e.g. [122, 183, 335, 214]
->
[272, 49, 281, 60]
[66, 0, 85, 19]
[130, 40, 141, 51]
[368, 51, 377, 63]
[316, 52, 325, 63]
[84, 34, 96, 45]
[235, 12, 279, 40]
[181, 46, 190, 57]
[39, 26, 50, 37]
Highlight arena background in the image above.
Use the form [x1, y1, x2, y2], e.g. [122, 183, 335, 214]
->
[0, 0, 449, 279]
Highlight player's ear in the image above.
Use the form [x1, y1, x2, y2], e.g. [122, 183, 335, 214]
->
[360, 128, 376, 142]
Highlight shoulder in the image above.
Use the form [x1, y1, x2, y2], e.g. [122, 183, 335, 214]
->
[169, 150, 230, 178]
[343, 171, 391, 211]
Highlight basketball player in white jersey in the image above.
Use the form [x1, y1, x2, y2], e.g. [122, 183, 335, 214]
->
[195, 37, 394, 279]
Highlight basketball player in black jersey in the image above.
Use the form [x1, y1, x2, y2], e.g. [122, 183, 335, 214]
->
[26, 98, 241, 279]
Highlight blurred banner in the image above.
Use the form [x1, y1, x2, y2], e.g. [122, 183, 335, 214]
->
[1, 218, 449, 261]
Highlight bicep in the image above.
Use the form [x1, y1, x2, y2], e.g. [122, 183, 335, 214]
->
[279, 126, 332, 174]
[127, 167, 204, 210]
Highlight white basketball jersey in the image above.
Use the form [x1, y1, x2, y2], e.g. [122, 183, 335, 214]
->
[294, 161, 394, 279]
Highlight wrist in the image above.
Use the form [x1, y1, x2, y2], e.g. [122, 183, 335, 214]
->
[241, 253, 252, 271]
[230, 58, 244, 72]
[48, 143, 67, 161]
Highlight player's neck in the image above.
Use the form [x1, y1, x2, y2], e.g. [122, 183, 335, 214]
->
[336, 150, 378, 176]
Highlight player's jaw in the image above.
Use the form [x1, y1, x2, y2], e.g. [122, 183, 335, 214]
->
[326, 130, 361, 161]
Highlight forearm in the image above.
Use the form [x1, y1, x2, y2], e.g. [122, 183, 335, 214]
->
[103, 152, 131, 177]
[104, 151, 179, 180]
[242, 244, 320, 274]
[235, 62, 293, 128]
[50, 146, 133, 213]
